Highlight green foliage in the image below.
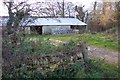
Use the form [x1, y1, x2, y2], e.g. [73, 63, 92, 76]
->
[3, 33, 118, 79]
[2, 64, 44, 79]
[26, 33, 118, 51]
[45, 67, 76, 78]
[7, 36, 59, 55]
[82, 33, 119, 51]
[32, 38, 55, 55]
[75, 59, 118, 78]
[11, 36, 78, 56]
[62, 39, 77, 53]
[3, 59, 118, 78]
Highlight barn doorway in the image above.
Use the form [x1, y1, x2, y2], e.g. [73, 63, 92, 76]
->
[35, 26, 42, 34]
[30, 26, 42, 34]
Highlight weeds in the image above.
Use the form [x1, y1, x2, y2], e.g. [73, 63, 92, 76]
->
[2, 59, 118, 79]
[2, 34, 118, 79]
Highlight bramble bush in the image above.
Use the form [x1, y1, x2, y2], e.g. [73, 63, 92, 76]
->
[2, 33, 118, 79]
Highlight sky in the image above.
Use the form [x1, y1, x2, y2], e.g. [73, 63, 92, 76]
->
[0, 0, 103, 16]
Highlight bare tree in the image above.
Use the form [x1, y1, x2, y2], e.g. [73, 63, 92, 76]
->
[3, 1, 35, 47]
[93, 1, 97, 15]
[115, 1, 120, 25]
[33, 1, 75, 17]
[115, 1, 120, 39]
[75, 5, 87, 22]
[87, 1, 117, 32]
[62, 0, 65, 17]
[65, 2, 75, 17]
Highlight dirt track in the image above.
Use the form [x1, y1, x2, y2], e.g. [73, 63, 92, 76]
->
[88, 46, 118, 65]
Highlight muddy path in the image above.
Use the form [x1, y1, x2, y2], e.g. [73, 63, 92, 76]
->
[88, 46, 118, 65]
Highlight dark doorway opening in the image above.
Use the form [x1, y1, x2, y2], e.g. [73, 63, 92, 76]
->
[35, 26, 42, 34]
[30, 26, 42, 34]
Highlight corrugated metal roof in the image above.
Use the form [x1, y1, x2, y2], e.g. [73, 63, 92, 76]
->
[25, 18, 87, 26]
[0, 17, 87, 26]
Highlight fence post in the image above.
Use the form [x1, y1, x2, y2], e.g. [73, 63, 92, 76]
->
[82, 42, 88, 63]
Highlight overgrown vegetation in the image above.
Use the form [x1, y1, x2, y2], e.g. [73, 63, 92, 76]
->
[2, 33, 119, 79]
[2, 59, 118, 79]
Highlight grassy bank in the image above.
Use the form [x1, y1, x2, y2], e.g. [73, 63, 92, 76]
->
[26, 33, 119, 51]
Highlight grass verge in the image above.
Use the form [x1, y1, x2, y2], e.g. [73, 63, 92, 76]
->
[26, 33, 119, 51]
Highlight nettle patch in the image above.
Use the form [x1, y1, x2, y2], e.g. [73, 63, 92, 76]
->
[14, 39, 88, 74]
[3, 37, 90, 78]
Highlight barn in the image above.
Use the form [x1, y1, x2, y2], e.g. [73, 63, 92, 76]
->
[0, 16, 87, 35]
[24, 18, 87, 35]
